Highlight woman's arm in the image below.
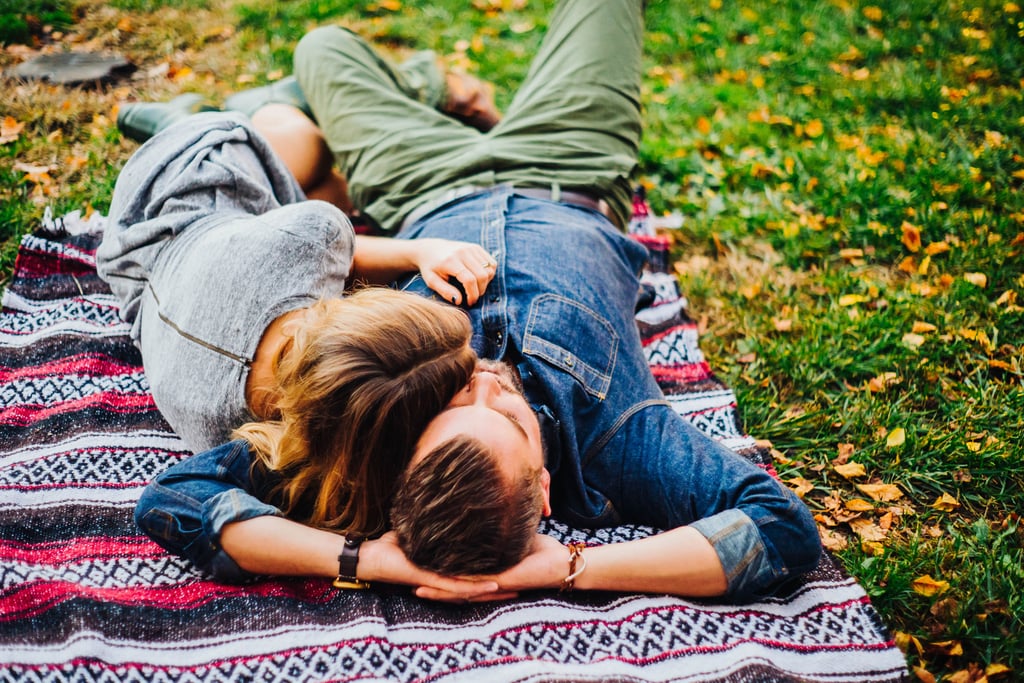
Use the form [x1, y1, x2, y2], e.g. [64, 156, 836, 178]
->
[350, 235, 496, 306]
[137, 443, 506, 597]
[221, 519, 513, 598]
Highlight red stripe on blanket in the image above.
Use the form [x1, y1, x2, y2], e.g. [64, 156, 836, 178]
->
[0, 577, 336, 621]
[649, 362, 714, 383]
[0, 392, 157, 425]
[0, 354, 143, 381]
[0, 536, 164, 563]
[13, 248, 97, 279]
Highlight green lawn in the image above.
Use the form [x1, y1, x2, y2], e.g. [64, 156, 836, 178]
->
[2, 0, 1022, 678]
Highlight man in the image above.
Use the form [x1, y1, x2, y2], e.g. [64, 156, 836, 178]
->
[131, 0, 820, 601]
[284, 0, 820, 600]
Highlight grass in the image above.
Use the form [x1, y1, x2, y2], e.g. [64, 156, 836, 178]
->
[2, 0, 1022, 678]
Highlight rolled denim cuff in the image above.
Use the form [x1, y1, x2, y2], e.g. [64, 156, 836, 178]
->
[202, 489, 282, 581]
[690, 508, 781, 599]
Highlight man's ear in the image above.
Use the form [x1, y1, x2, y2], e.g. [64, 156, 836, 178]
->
[540, 468, 552, 517]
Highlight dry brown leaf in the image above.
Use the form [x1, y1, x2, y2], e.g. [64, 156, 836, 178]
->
[819, 527, 849, 551]
[0, 116, 25, 144]
[849, 517, 888, 541]
[856, 482, 904, 501]
[834, 443, 855, 464]
[845, 498, 875, 511]
[785, 477, 814, 498]
[772, 317, 793, 332]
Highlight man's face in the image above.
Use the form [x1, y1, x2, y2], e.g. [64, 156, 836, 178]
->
[413, 360, 551, 514]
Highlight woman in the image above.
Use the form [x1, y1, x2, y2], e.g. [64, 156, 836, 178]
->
[100, 111, 504, 597]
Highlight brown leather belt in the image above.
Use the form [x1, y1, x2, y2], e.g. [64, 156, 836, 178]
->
[402, 184, 617, 230]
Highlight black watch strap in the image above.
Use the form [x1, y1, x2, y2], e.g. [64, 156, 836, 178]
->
[333, 536, 371, 590]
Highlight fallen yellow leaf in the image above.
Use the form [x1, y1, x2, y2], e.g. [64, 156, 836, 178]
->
[966, 441, 981, 452]
[931, 492, 960, 511]
[901, 221, 921, 252]
[912, 666, 936, 683]
[911, 321, 937, 334]
[963, 272, 988, 288]
[866, 372, 900, 392]
[895, 631, 925, 656]
[857, 482, 904, 501]
[924, 241, 951, 255]
[886, 427, 906, 448]
[845, 498, 875, 511]
[986, 663, 1012, 677]
[911, 574, 950, 596]
[839, 294, 870, 306]
[902, 333, 925, 349]
[995, 290, 1017, 306]
[805, 119, 824, 138]
[958, 327, 992, 350]
[834, 462, 867, 479]
[929, 639, 963, 656]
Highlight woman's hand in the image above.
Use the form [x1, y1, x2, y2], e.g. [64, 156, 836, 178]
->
[360, 532, 508, 601]
[411, 238, 497, 307]
[413, 533, 566, 603]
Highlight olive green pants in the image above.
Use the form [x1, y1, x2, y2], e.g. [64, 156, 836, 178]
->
[293, 0, 643, 233]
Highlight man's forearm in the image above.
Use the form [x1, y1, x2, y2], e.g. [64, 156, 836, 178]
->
[572, 527, 729, 596]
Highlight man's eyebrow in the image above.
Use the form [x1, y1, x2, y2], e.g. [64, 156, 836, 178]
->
[500, 411, 529, 440]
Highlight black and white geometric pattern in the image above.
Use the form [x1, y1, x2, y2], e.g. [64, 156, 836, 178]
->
[0, 218, 909, 683]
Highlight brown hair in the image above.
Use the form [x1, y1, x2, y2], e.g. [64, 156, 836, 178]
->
[233, 288, 476, 537]
[390, 435, 546, 575]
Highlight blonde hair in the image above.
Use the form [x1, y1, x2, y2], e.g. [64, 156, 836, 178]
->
[234, 288, 476, 537]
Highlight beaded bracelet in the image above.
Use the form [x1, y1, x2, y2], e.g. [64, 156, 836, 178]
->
[560, 542, 588, 592]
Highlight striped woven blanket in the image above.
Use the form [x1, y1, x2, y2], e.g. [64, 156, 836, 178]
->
[0, 212, 908, 682]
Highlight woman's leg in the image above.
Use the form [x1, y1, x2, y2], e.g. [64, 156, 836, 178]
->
[249, 103, 353, 214]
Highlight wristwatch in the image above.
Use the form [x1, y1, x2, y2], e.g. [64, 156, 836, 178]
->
[332, 536, 371, 590]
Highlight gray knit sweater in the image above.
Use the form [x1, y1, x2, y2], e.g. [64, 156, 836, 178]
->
[97, 112, 354, 452]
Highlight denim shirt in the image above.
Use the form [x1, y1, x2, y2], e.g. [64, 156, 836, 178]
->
[136, 188, 820, 599]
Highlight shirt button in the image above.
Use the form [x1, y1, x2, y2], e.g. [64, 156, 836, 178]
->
[495, 332, 504, 343]
[489, 294, 500, 303]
